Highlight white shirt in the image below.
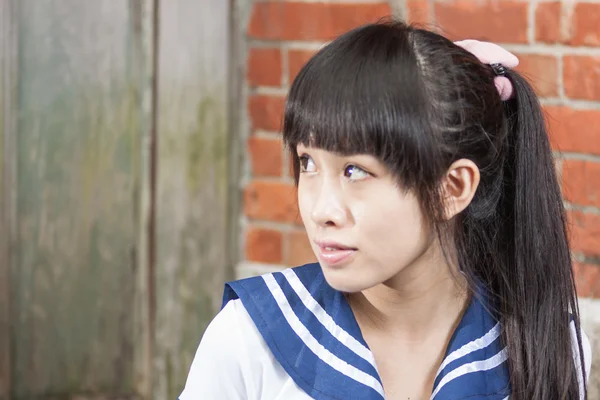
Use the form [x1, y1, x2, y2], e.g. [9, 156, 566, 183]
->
[178, 298, 593, 400]
[179, 299, 312, 400]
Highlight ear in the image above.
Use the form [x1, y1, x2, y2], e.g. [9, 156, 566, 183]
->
[442, 159, 480, 220]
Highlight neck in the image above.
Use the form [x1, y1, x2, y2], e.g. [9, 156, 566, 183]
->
[348, 243, 470, 342]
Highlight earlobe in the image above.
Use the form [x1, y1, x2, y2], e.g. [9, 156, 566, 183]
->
[443, 159, 481, 220]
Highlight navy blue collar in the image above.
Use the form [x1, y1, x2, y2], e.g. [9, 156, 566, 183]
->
[223, 262, 510, 400]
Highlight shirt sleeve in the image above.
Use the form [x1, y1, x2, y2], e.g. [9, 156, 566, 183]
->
[571, 321, 593, 400]
[581, 327, 592, 387]
[178, 299, 251, 400]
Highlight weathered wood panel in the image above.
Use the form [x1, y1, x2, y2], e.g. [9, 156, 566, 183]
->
[131, 0, 156, 398]
[11, 1, 143, 397]
[153, 1, 232, 398]
[0, 0, 17, 397]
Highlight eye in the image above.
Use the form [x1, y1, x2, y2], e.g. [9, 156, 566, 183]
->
[344, 164, 369, 181]
[299, 155, 316, 173]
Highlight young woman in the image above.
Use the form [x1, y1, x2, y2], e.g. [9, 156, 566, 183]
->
[179, 20, 592, 400]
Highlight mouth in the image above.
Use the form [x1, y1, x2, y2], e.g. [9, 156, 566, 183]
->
[315, 240, 357, 267]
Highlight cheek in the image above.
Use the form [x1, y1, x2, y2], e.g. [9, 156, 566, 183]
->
[297, 183, 313, 226]
[356, 192, 430, 261]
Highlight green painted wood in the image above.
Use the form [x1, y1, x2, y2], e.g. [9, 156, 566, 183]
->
[130, 1, 156, 398]
[153, 1, 232, 398]
[11, 1, 144, 397]
[0, 0, 17, 397]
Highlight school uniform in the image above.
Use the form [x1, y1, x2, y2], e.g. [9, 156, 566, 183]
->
[179, 262, 592, 400]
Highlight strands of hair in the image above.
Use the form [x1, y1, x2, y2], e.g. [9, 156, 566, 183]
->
[283, 19, 587, 400]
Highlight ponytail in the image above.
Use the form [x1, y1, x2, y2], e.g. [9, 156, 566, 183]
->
[496, 71, 587, 399]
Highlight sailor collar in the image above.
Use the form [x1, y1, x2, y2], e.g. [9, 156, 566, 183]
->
[223, 263, 510, 400]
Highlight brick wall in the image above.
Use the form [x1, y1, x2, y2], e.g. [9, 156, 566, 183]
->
[239, 0, 600, 394]
[240, 0, 600, 298]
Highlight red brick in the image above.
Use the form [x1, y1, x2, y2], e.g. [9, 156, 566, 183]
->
[515, 54, 558, 97]
[567, 3, 600, 46]
[288, 49, 316, 84]
[248, 2, 392, 41]
[244, 181, 299, 223]
[562, 160, 600, 208]
[563, 56, 600, 101]
[248, 136, 283, 177]
[568, 211, 600, 258]
[245, 227, 283, 264]
[434, 1, 528, 43]
[535, 2, 561, 44]
[543, 106, 600, 156]
[293, 211, 303, 226]
[287, 153, 297, 180]
[555, 157, 563, 188]
[407, 0, 431, 25]
[286, 230, 317, 266]
[573, 262, 600, 298]
[248, 48, 282, 87]
[248, 95, 286, 132]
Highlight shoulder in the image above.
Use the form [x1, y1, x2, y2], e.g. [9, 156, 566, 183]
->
[204, 297, 243, 337]
[179, 299, 262, 399]
[569, 320, 593, 390]
[204, 298, 275, 363]
[189, 298, 254, 359]
[180, 296, 312, 400]
[204, 298, 251, 347]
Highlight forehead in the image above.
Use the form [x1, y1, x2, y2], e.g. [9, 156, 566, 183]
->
[296, 143, 367, 159]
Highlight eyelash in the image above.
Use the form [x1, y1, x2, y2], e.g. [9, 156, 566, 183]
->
[298, 154, 371, 181]
[299, 155, 313, 172]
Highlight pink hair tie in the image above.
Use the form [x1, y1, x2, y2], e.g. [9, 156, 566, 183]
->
[454, 39, 519, 101]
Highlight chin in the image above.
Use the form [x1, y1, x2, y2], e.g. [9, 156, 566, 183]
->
[320, 266, 373, 294]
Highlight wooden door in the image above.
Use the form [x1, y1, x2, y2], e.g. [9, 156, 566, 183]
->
[0, 0, 235, 398]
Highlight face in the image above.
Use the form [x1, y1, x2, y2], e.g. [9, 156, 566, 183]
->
[296, 144, 437, 293]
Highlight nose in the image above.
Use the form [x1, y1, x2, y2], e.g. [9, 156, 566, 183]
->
[310, 179, 347, 228]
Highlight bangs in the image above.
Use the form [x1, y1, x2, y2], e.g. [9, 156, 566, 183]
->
[283, 22, 435, 184]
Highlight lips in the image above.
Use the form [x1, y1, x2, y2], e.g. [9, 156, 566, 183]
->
[315, 240, 357, 266]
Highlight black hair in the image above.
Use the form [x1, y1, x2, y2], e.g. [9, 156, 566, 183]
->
[282, 19, 587, 400]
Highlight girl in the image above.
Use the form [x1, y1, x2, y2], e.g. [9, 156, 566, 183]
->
[179, 20, 592, 400]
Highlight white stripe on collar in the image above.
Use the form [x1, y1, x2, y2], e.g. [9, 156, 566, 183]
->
[263, 273, 386, 397]
[280, 268, 379, 370]
[431, 347, 508, 399]
[435, 322, 501, 377]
